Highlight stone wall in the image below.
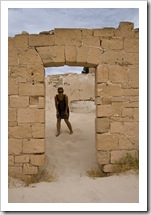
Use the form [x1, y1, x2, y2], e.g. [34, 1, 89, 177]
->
[8, 22, 139, 178]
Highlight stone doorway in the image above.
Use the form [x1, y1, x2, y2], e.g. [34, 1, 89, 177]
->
[44, 66, 96, 176]
[8, 22, 139, 179]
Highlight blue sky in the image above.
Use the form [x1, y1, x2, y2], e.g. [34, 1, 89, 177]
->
[8, 8, 139, 76]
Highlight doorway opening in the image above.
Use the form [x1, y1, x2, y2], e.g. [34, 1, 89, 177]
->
[44, 66, 96, 177]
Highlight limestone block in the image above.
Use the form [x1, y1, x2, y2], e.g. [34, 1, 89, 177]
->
[115, 22, 134, 38]
[108, 65, 128, 83]
[15, 34, 29, 50]
[9, 124, 31, 139]
[110, 38, 123, 50]
[121, 82, 131, 89]
[8, 108, 17, 122]
[111, 116, 133, 123]
[30, 154, 45, 166]
[83, 36, 100, 47]
[112, 102, 122, 116]
[119, 135, 137, 150]
[54, 29, 82, 46]
[10, 96, 29, 108]
[27, 65, 44, 82]
[101, 38, 110, 49]
[9, 122, 18, 127]
[95, 97, 102, 105]
[96, 105, 112, 117]
[76, 46, 90, 66]
[99, 50, 122, 65]
[96, 117, 110, 133]
[8, 139, 22, 155]
[15, 163, 23, 167]
[134, 108, 139, 121]
[8, 48, 18, 65]
[111, 122, 123, 134]
[36, 47, 52, 65]
[129, 96, 139, 102]
[122, 82, 134, 89]
[9, 166, 22, 175]
[101, 38, 123, 50]
[9, 66, 27, 78]
[118, 22, 134, 31]
[123, 122, 139, 137]
[109, 84, 122, 96]
[23, 139, 45, 154]
[128, 66, 139, 88]
[87, 47, 102, 66]
[102, 96, 112, 105]
[122, 108, 134, 117]
[134, 137, 139, 149]
[19, 83, 44, 96]
[93, 28, 115, 37]
[32, 123, 44, 138]
[18, 48, 43, 65]
[50, 46, 65, 65]
[97, 83, 122, 97]
[124, 38, 139, 53]
[96, 133, 119, 150]
[23, 164, 38, 175]
[111, 96, 129, 102]
[134, 29, 139, 38]
[8, 78, 18, 95]
[123, 52, 139, 65]
[15, 155, 30, 163]
[30, 96, 39, 106]
[9, 156, 14, 166]
[8, 37, 15, 51]
[103, 164, 115, 173]
[96, 65, 108, 83]
[18, 108, 44, 123]
[122, 89, 139, 96]
[29, 34, 54, 46]
[82, 29, 93, 37]
[96, 83, 107, 97]
[97, 151, 110, 164]
[38, 97, 45, 108]
[65, 46, 77, 66]
[122, 102, 139, 108]
[111, 149, 138, 164]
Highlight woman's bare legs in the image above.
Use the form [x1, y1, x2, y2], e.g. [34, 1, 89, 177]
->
[64, 119, 73, 134]
[56, 118, 61, 136]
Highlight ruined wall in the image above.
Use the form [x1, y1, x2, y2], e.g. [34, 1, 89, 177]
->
[8, 22, 139, 178]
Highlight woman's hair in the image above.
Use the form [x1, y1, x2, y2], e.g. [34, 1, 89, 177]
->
[57, 87, 64, 92]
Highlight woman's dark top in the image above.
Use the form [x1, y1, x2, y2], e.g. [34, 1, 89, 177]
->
[56, 94, 69, 119]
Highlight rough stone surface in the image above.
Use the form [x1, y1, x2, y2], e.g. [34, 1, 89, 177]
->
[23, 139, 45, 154]
[96, 118, 110, 133]
[8, 22, 139, 176]
[111, 150, 138, 164]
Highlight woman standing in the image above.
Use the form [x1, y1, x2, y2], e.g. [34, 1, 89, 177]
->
[55, 87, 73, 137]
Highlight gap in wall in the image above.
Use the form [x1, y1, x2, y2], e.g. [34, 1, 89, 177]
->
[44, 66, 97, 177]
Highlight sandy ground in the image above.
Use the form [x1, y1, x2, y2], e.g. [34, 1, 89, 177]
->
[8, 106, 139, 204]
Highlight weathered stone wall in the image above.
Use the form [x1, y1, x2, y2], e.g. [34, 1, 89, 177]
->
[8, 22, 139, 178]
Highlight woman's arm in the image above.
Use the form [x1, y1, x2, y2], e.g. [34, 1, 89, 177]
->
[54, 96, 58, 111]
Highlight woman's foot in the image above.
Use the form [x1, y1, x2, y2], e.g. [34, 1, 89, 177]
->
[56, 132, 60, 137]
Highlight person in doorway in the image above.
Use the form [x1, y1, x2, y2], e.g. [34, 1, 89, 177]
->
[55, 87, 73, 137]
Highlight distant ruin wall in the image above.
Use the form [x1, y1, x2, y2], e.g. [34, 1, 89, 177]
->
[45, 72, 95, 112]
[8, 22, 139, 179]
